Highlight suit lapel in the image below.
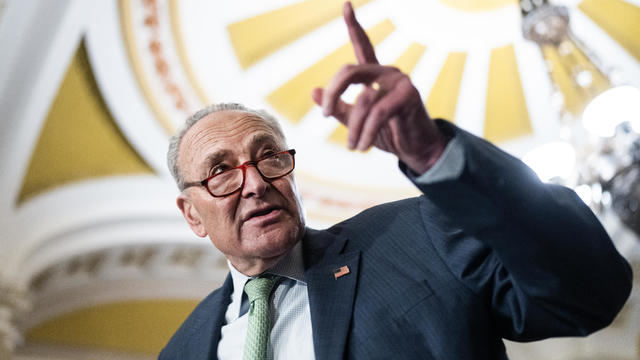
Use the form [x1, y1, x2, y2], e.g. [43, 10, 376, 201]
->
[303, 228, 360, 360]
[208, 274, 233, 359]
[181, 273, 233, 360]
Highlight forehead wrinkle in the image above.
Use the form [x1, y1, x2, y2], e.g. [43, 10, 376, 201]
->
[197, 114, 275, 146]
[180, 111, 284, 177]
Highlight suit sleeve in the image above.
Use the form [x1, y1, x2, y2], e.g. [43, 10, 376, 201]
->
[402, 119, 633, 341]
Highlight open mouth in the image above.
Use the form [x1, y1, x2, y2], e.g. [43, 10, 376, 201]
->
[245, 207, 281, 222]
[251, 208, 275, 218]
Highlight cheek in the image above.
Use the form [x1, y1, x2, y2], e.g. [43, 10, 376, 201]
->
[280, 179, 304, 220]
[199, 197, 240, 231]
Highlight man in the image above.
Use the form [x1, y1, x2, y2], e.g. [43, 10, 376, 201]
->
[160, 2, 632, 359]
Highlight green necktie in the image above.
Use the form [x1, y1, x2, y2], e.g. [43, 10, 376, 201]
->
[243, 276, 278, 360]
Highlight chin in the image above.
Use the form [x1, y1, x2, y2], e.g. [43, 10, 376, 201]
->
[248, 223, 300, 258]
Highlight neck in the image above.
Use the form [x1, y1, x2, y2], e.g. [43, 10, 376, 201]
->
[229, 253, 287, 276]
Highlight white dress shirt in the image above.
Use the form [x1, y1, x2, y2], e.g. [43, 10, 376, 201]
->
[217, 135, 463, 359]
[218, 241, 315, 360]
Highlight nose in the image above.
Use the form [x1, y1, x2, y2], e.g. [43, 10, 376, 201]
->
[241, 165, 269, 198]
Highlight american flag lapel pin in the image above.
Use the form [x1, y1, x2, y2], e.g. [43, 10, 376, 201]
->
[333, 265, 350, 279]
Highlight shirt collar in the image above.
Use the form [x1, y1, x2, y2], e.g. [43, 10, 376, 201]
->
[225, 241, 306, 320]
[228, 262, 250, 315]
[226, 240, 306, 314]
[227, 240, 305, 284]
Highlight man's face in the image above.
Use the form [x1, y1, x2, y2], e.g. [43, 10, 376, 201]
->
[176, 110, 305, 275]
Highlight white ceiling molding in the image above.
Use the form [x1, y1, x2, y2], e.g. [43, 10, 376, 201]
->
[84, 0, 173, 176]
[3, 176, 197, 284]
[19, 242, 226, 331]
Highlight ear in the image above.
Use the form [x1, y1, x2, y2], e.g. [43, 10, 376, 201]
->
[177, 193, 208, 237]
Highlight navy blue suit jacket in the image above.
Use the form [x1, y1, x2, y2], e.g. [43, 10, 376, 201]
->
[160, 123, 632, 359]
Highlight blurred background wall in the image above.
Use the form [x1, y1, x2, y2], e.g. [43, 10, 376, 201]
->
[0, 0, 638, 358]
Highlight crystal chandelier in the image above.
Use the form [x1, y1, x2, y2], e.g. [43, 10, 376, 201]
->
[520, 0, 640, 238]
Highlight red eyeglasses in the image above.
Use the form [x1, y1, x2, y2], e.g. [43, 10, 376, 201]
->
[182, 149, 296, 197]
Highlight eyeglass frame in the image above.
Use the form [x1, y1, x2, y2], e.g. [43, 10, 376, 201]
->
[182, 149, 296, 197]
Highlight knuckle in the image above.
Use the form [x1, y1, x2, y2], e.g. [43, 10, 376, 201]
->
[396, 73, 411, 85]
[398, 76, 416, 92]
[384, 65, 402, 74]
[340, 64, 357, 76]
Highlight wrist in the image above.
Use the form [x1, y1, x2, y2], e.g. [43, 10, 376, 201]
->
[404, 122, 451, 174]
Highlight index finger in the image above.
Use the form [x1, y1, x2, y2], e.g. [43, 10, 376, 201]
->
[343, 2, 379, 65]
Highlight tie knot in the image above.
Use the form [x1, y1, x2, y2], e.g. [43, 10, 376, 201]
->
[244, 276, 278, 302]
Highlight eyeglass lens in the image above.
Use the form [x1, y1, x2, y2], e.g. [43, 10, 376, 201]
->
[207, 152, 294, 196]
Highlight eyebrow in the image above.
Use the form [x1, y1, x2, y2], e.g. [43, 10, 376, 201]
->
[248, 133, 282, 150]
[202, 150, 231, 173]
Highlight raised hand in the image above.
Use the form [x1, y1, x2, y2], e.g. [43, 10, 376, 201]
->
[311, 1, 448, 174]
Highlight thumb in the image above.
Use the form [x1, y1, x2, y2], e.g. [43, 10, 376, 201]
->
[311, 87, 351, 125]
[311, 87, 323, 106]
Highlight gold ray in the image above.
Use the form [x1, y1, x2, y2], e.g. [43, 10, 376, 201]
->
[328, 123, 350, 145]
[439, 0, 516, 12]
[425, 51, 467, 122]
[541, 39, 610, 116]
[26, 300, 199, 354]
[228, 0, 373, 69]
[578, 0, 640, 62]
[329, 42, 426, 145]
[267, 19, 395, 124]
[392, 42, 427, 74]
[17, 42, 154, 205]
[484, 44, 532, 143]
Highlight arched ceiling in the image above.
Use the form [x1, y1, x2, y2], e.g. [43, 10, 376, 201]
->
[2, 0, 639, 293]
[0, 0, 639, 357]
